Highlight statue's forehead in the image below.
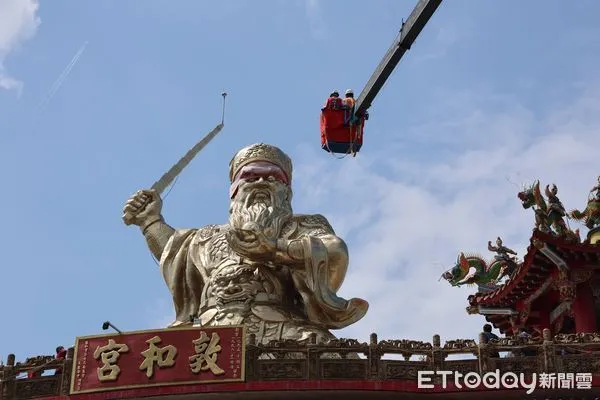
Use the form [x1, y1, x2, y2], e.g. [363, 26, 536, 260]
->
[239, 161, 283, 172]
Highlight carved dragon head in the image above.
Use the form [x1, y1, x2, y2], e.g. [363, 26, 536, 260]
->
[443, 253, 475, 287]
[517, 181, 535, 209]
[518, 180, 543, 210]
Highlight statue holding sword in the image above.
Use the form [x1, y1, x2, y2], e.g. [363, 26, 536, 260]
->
[122, 94, 368, 345]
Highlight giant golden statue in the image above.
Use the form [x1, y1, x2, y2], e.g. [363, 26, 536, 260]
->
[123, 143, 368, 344]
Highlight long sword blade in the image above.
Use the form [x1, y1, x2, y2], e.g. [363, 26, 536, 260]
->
[152, 123, 224, 194]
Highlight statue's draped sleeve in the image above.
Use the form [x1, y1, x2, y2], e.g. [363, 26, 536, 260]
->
[289, 216, 369, 329]
[160, 228, 204, 326]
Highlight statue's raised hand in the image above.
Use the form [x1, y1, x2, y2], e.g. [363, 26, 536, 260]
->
[123, 189, 163, 226]
[226, 223, 277, 262]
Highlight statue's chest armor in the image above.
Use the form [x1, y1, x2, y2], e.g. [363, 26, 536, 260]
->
[193, 225, 237, 266]
[206, 232, 236, 264]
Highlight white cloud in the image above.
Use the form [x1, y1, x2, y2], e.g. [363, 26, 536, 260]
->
[0, 0, 41, 94]
[292, 81, 600, 345]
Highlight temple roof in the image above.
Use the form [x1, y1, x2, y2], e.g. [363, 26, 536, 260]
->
[469, 230, 600, 309]
[466, 230, 600, 334]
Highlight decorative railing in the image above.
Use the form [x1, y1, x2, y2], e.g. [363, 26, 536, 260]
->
[1, 329, 599, 399]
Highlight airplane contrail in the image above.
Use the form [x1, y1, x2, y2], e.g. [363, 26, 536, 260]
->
[37, 41, 89, 112]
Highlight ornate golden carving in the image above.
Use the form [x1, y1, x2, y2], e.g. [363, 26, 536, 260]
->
[494, 336, 542, 346]
[442, 339, 477, 350]
[554, 270, 576, 302]
[263, 338, 308, 348]
[554, 332, 600, 344]
[379, 339, 433, 351]
[324, 338, 367, 348]
[570, 269, 594, 284]
[16, 356, 53, 368]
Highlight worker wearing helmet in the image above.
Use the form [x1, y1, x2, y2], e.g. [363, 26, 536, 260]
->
[343, 89, 356, 125]
[323, 90, 342, 110]
[343, 89, 355, 109]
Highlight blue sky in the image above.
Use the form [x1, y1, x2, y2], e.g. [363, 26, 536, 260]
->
[1, 0, 600, 362]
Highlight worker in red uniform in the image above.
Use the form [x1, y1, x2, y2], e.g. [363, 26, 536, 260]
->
[323, 91, 342, 110]
[54, 346, 67, 375]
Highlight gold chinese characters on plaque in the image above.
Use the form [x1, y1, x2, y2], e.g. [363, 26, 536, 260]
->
[70, 326, 245, 394]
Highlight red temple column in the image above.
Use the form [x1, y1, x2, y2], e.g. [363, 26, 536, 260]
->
[537, 301, 551, 333]
[572, 282, 597, 333]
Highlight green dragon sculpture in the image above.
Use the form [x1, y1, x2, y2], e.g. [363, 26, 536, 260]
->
[569, 176, 600, 230]
[517, 180, 580, 241]
[442, 252, 516, 291]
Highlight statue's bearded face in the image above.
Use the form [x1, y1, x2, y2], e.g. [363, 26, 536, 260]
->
[229, 163, 293, 240]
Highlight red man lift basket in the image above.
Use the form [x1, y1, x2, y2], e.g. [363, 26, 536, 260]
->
[320, 108, 365, 154]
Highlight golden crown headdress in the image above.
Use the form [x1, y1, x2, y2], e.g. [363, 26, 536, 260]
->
[229, 143, 292, 183]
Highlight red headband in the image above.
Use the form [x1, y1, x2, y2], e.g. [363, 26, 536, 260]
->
[229, 161, 289, 198]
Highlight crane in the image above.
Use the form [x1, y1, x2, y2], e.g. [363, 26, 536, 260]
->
[320, 0, 444, 156]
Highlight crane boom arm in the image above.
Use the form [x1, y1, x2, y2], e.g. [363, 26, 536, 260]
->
[354, 0, 443, 116]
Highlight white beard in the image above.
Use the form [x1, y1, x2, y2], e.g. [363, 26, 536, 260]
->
[229, 180, 293, 241]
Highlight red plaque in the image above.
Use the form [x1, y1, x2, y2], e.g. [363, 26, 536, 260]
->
[70, 326, 245, 394]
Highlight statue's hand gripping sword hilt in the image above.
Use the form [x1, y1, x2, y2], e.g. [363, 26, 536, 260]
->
[122, 190, 156, 226]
